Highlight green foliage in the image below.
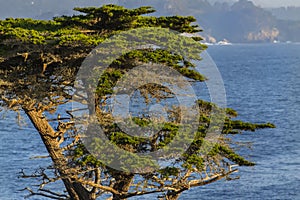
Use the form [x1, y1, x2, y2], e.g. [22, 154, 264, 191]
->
[73, 144, 103, 167]
[136, 15, 201, 33]
[211, 144, 255, 166]
[96, 69, 123, 96]
[109, 131, 145, 146]
[223, 120, 276, 134]
[0, 18, 104, 46]
[225, 108, 238, 118]
[72, 5, 156, 30]
[159, 166, 180, 178]
[131, 117, 152, 127]
[0, 18, 60, 31]
[173, 66, 206, 81]
[182, 153, 204, 170]
[0, 4, 203, 50]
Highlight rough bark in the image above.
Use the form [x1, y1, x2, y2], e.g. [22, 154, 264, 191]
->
[112, 173, 134, 200]
[166, 191, 181, 200]
[25, 109, 92, 200]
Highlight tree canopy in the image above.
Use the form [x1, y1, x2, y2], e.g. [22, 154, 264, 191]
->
[0, 4, 275, 200]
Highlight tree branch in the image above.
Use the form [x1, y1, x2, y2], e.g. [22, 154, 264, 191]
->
[188, 169, 238, 187]
[20, 187, 68, 200]
[74, 178, 120, 195]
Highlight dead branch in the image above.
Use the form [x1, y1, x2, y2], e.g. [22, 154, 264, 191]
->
[30, 155, 50, 159]
[20, 187, 68, 200]
[61, 135, 80, 151]
[73, 177, 120, 195]
[48, 117, 72, 122]
[91, 168, 101, 195]
[188, 169, 238, 187]
[19, 168, 62, 189]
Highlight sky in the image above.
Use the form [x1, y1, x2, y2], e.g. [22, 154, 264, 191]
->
[248, 0, 300, 7]
[212, 0, 300, 8]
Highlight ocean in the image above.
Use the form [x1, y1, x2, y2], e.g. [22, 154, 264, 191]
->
[1, 43, 299, 199]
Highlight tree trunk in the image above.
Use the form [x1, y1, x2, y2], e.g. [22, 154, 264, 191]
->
[25, 109, 92, 200]
[112, 173, 134, 200]
[166, 191, 181, 200]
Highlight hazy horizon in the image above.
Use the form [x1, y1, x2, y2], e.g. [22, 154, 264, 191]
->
[248, 0, 300, 8]
[1, 0, 300, 19]
[209, 0, 300, 8]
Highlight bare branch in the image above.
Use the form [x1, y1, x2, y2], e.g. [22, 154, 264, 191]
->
[61, 135, 80, 151]
[74, 178, 120, 195]
[91, 168, 101, 196]
[48, 117, 72, 122]
[39, 189, 69, 199]
[20, 187, 68, 200]
[30, 155, 50, 159]
[188, 169, 238, 187]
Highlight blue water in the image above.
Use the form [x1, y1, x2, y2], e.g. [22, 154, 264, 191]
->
[181, 44, 300, 200]
[1, 44, 299, 199]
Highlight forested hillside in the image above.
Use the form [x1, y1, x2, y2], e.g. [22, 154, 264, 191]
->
[1, 0, 300, 43]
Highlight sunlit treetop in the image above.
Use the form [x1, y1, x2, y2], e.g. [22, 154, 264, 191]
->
[0, 4, 201, 50]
